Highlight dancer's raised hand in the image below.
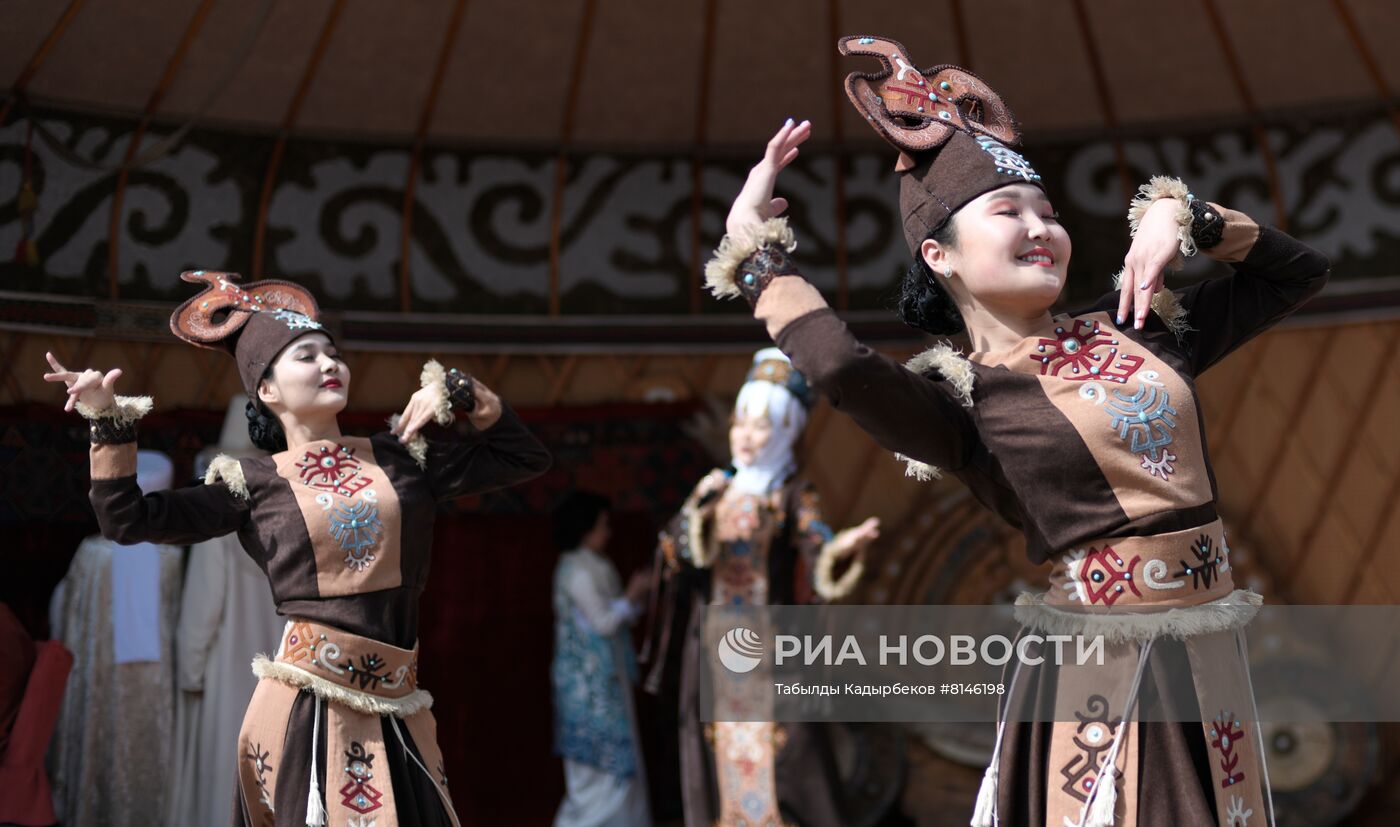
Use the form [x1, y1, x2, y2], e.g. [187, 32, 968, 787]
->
[42, 352, 121, 413]
[725, 118, 812, 238]
[1118, 198, 1187, 330]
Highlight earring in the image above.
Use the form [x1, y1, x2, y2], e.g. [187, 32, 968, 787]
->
[942, 264, 954, 279]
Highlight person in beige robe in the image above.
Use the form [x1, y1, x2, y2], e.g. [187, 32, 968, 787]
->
[48, 450, 182, 827]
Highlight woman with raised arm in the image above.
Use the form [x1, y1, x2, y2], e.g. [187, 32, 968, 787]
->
[43, 271, 551, 827]
[702, 36, 1328, 827]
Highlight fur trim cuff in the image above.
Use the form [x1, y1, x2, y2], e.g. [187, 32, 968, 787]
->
[1111, 270, 1193, 341]
[704, 217, 796, 300]
[420, 359, 454, 426]
[904, 343, 974, 407]
[76, 395, 153, 425]
[204, 454, 250, 500]
[895, 454, 943, 482]
[893, 343, 973, 482]
[252, 655, 434, 717]
[1012, 589, 1262, 644]
[683, 501, 710, 568]
[815, 529, 867, 600]
[1127, 175, 1195, 268]
[385, 414, 429, 469]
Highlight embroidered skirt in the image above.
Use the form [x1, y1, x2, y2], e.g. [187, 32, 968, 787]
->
[981, 520, 1273, 827]
[235, 619, 460, 827]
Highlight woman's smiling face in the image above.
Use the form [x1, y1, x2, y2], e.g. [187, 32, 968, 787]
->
[928, 183, 1073, 316]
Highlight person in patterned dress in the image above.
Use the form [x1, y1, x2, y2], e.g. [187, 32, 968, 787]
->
[699, 35, 1328, 827]
[43, 269, 550, 826]
[645, 347, 881, 826]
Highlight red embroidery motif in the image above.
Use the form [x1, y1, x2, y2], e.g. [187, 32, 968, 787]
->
[1030, 319, 1142, 384]
[880, 82, 930, 107]
[340, 742, 384, 813]
[296, 443, 373, 498]
[1210, 712, 1247, 789]
[1068, 545, 1143, 605]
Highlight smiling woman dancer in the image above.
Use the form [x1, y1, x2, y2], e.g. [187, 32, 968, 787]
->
[701, 36, 1328, 827]
[43, 271, 551, 827]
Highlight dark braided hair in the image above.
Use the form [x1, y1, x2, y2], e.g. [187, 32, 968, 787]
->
[897, 218, 966, 335]
[245, 367, 287, 453]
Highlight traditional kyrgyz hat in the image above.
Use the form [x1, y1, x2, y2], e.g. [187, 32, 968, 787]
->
[741, 347, 816, 411]
[839, 35, 1045, 255]
[169, 270, 331, 400]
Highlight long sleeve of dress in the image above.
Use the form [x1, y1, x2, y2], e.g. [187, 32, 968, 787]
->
[1138, 207, 1330, 376]
[83, 396, 250, 546]
[757, 276, 977, 472]
[424, 404, 552, 502]
[785, 483, 866, 602]
[90, 477, 250, 547]
[562, 562, 637, 637]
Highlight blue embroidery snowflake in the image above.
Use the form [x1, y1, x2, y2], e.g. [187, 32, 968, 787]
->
[1103, 376, 1178, 479]
[329, 499, 382, 570]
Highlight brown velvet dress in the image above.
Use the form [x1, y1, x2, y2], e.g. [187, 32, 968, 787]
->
[87, 393, 550, 827]
[751, 207, 1328, 826]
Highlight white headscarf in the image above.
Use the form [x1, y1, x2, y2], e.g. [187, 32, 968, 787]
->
[730, 348, 810, 495]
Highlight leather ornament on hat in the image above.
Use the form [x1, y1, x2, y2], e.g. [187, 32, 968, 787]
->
[169, 270, 332, 399]
[839, 35, 1045, 254]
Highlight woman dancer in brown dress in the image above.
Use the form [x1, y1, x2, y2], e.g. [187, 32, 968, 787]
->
[701, 35, 1327, 827]
[44, 270, 550, 826]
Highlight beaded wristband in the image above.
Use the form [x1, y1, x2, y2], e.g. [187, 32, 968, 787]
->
[703, 217, 799, 305]
[88, 417, 137, 445]
[1186, 196, 1225, 251]
[76, 395, 153, 445]
[735, 244, 802, 307]
[446, 368, 477, 413]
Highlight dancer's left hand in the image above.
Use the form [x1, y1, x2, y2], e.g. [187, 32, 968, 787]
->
[725, 118, 812, 238]
[1117, 198, 1186, 330]
[393, 377, 503, 443]
[844, 516, 881, 553]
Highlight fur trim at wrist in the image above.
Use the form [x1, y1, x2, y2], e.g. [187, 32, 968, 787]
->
[385, 414, 429, 469]
[1111, 270, 1193, 341]
[1127, 175, 1195, 268]
[703, 217, 796, 300]
[815, 528, 867, 600]
[76, 395, 153, 425]
[420, 359, 454, 426]
[204, 454, 250, 501]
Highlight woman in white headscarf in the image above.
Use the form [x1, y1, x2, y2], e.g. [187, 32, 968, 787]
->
[643, 347, 880, 827]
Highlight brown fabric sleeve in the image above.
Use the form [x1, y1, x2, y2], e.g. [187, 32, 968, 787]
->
[89, 476, 250, 546]
[1200, 204, 1260, 264]
[420, 403, 552, 502]
[786, 482, 835, 603]
[1172, 222, 1330, 375]
[774, 308, 976, 472]
[754, 276, 831, 340]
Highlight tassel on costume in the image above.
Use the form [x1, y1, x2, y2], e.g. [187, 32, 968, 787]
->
[970, 764, 998, 826]
[1084, 764, 1119, 827]
[305, 778, 326, 826]
[305, 695, 327, 826]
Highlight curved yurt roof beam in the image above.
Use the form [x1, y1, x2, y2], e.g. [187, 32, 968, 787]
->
[251, 0, 346, 279]
[106, 0, 217, 299]
[399, 0, 470, 314]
